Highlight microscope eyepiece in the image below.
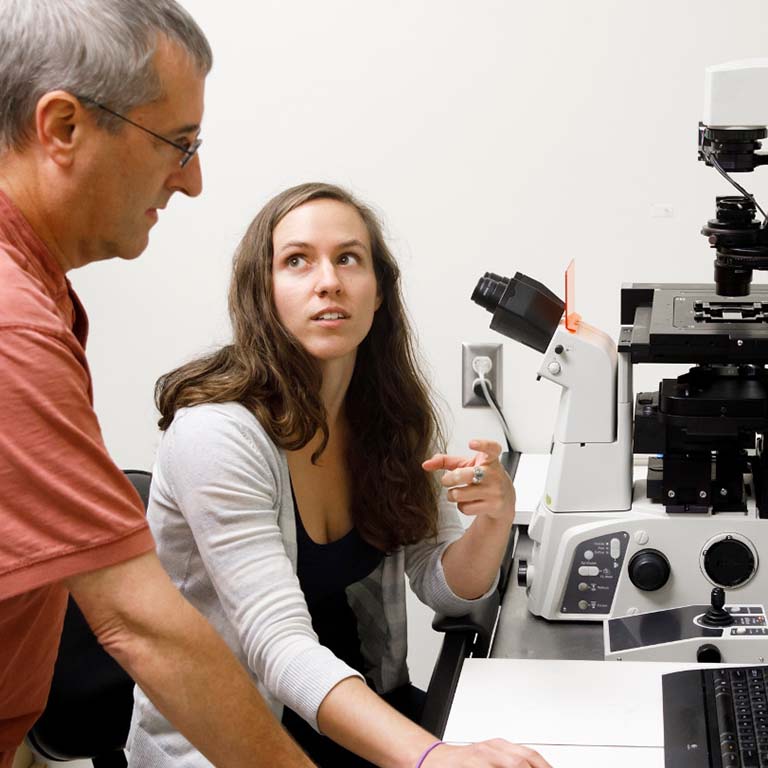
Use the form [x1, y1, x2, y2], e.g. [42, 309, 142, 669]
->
[471, 271, 564, 353]
[471, 273, 509, 312]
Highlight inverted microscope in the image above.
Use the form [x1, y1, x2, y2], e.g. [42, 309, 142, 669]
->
[472, 60, 768, 663]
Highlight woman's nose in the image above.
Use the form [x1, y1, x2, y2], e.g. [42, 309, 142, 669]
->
[315, 261, 342, 294]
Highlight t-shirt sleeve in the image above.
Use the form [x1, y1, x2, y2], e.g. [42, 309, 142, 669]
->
[0, 327, 154, 599]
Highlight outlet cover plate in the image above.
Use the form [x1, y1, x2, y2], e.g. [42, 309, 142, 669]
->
[462, 343, 502, 407]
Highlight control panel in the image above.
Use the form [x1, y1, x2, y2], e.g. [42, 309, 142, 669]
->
[560, 531, 629, 615]
[605, 602, 768, 662]
[716, 607, 768, 636]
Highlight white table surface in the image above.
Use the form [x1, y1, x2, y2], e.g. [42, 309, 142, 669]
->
[442, 658, 715, 768]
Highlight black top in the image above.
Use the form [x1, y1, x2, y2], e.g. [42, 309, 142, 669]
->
[292, 485, 384, 675]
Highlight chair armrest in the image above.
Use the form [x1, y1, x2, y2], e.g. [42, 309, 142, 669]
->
[431, 591, 500, 658]
[421, 591, 501, 737]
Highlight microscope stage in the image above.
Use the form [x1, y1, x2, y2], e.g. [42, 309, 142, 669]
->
[620, 283, 768, 364]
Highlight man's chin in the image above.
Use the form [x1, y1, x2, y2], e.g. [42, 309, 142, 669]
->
[121, 246, 146, 262]
[98, 236, 149, 263]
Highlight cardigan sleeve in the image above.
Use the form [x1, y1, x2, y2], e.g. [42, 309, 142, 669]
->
[404, 490, 499, 615]
[160, 404, 363, 731]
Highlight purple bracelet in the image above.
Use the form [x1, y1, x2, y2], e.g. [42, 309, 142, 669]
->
[415, 740, 444, 767]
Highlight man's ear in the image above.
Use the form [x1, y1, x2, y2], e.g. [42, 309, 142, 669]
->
[34, 91, 84, 167]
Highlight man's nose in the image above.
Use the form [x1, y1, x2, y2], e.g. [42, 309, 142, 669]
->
[167, 152, 203, 198]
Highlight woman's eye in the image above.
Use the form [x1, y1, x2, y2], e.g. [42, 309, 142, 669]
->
[338, 253, 358, 265]
[286, 255, 305, 268]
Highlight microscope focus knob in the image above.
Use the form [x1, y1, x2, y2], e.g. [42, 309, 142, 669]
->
[696, 643, 722, 663]
[628, 549, 671, 592]
[517, 560, 528, 587]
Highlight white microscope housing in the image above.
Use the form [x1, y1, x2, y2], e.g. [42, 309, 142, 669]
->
[469, 61, 768, 663]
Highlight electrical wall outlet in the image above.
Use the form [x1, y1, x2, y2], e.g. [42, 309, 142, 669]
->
[462, 343, 502, 407]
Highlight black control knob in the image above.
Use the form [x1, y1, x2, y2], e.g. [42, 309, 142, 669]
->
[517, 560, 528, 587]
[697, 643, 722, 663]
[702, 536, 756, 587]
[700, 587, 735, 627]
[628, 549, 671, 591]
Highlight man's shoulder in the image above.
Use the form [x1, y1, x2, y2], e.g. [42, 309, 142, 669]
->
[0, 245, 63, 333]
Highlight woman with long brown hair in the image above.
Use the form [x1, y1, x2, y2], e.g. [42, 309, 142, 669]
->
[128, 183, 549, 768]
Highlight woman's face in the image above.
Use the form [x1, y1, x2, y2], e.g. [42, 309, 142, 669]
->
[271, 198, 381, 365]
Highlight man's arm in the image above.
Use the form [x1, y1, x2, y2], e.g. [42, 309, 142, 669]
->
[65, 551, 315, 768]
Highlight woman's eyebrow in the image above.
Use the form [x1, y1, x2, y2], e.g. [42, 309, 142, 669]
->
[337, 239, 368, 250]
[277, 239, 368, 254]
[278, 240, 312, 254]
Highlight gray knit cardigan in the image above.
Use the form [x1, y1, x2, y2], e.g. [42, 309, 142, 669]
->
[127, 402, 496, 767]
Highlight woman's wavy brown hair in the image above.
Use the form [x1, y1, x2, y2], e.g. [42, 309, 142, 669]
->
[156, 182, 444, 551]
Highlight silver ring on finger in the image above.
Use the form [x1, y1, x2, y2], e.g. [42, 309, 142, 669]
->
[472, 465, 485, 485]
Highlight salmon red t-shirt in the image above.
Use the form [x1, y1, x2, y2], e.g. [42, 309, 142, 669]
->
[0, 190, 155, 759]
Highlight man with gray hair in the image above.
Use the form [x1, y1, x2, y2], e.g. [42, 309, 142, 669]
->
[0, 2, 314, 766]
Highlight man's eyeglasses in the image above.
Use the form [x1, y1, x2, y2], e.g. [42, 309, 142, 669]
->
[78, 97, 201, 168]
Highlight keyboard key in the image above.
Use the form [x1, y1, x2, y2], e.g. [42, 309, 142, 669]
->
[743, 748, 760, 767]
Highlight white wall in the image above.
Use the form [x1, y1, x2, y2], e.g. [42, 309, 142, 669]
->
[69, 1, 768, 683]
[75, 0, 768, 469]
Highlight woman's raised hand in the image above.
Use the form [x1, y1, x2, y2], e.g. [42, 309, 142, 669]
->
[422, 439, 516, 524]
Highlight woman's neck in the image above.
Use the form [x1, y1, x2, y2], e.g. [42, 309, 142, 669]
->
[318, 354, 356, 424]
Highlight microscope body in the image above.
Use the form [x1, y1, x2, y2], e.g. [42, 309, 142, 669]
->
[523, 280, 768, 615]
[520, 283, 768, 664]
[472, 60, 768, 662]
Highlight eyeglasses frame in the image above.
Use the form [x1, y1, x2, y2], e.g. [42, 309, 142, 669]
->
[77, 96, 201, 168]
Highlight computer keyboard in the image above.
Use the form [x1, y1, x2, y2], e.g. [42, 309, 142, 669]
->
[710, 667, 768, 767]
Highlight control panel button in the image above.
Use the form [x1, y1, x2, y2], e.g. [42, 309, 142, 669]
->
[610, 538, 621, 559]
[547, 361, 561, 375]
[583, 550, 594, 560]
[578, 565, 599, 577]
[578, 582, 589, 592]
[578, 600, 589, 610]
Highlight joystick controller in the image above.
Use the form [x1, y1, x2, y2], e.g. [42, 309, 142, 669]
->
[700, 587, 735, 627]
